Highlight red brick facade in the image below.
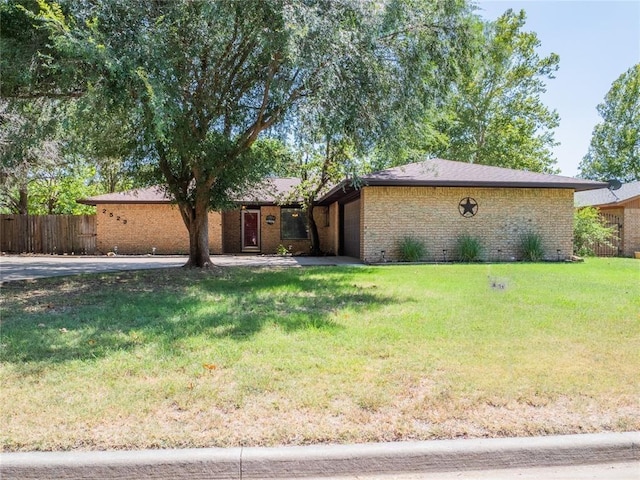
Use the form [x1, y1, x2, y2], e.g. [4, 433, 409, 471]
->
[220, 206, 334, 255]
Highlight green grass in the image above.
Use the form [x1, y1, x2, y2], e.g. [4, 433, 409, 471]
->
[1, 258, 639, 451]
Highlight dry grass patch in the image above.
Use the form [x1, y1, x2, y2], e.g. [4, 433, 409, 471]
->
[1, 259, 638, 451]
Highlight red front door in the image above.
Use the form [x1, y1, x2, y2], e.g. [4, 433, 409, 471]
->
[242, 210, 260, 252]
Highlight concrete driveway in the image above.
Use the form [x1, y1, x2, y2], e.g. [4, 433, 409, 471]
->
[0, 254, 362, 282]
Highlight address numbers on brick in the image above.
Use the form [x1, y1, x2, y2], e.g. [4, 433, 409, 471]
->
[102, 208, 128, 224]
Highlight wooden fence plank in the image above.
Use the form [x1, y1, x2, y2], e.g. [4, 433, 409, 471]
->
[0, 215, 97, 254]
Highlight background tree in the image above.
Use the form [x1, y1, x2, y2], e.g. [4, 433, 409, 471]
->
[278, 135, 357, 255]
[396, 9, 560, 172]
[0, 99, 105, 215]
[278, 1, 474, 254]
[579, 64, 640, 182]
[27, 157, 99, 215]
[0, 99, 61, 214]
[0, 1, 108, 214]
[0, 0, 74, 99]
[65, 98, 142, 194]
[22, 0, 474, 267]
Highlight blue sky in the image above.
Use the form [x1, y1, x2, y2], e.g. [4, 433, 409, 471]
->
[476, 0, 640, 177]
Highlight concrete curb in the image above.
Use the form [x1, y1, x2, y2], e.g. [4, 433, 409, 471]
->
[1, 432, 638, 480]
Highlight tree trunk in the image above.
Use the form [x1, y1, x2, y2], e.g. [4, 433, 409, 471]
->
[180, 194, 213, 268]
[307, 202, 321, 256]
[17, 187, 28, 215]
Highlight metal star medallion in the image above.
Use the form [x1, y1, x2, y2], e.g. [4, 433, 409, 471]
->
[458, 197, 478, 217]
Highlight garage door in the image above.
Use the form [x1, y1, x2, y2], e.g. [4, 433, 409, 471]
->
[343, 199, 360, 258]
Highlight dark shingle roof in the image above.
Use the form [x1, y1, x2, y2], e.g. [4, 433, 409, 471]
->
[575, 181, 640, 207]
[80, 160, 609, 207]
[79, 178, 302, 205]
[318, 159, 608, 205]
[236, 177, 302, 204]
[78, 186, 171, 204]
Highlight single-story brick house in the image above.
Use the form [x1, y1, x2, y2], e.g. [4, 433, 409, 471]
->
[575, 181, 640, 257]
[80, 158, 606, 261]
[79, 177, 335, 256]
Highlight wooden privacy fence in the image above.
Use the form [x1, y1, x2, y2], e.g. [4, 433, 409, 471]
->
[592, 212, 622, 257]
[0, 215, 96, 254]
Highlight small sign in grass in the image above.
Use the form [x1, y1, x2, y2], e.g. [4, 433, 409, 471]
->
[1, 259, 638, 451]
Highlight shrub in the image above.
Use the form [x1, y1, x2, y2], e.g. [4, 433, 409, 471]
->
[276, 244, 290, 256]
[574, 207, 617, 256]
[398, 236, 426, 262]
[520, 232, 545, 261]
[455, 235, 483, 262]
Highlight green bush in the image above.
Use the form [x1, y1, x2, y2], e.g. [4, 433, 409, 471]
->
[276, 244, 290, 256]
[455, 235, 483, 262]
[520, 232, 545, 261]
[574, 207, 617, 256]
[398, 236, 426, 262]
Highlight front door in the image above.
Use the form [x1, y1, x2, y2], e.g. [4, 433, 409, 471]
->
[241, 209, 260, 252]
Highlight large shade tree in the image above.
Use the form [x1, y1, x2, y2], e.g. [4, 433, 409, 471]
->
[275, 1, 475, 254]
[1, 0, 60, 213]
[0, 97, 69, 214]
[401, 9, 560, 172]
[6, 0, 473, 266]
[579, 64, 640, 182]
[0, 1, 131, 213]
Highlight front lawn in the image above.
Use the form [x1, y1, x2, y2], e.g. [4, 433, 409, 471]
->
[1, 258, 638, 451]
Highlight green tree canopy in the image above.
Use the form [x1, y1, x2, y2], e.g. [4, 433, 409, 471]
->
[0, 98, 60, 214]
[1, 2, 133, 214]
[277, 0, 474, 254]
[579, 64, 640, 182]
[8, 0, 475, 266]
[398, 9, 560, 173]
[0, 98, 119, 215]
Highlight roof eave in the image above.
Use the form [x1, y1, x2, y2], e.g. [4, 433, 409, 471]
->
[79, 199, 305, 207]
[317, 179, 608, 204]
[363, 179, 608, 190]
[77, 199, 173, 206]
[577, 193, 640, 208]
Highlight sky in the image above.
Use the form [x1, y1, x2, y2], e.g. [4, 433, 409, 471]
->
[476, 0, 640, 177]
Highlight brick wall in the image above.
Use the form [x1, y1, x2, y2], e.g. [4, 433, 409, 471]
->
[222, 209, 242, 253]
[599, 202, 640, 257]
[622, 198, 640, 257]
[95, 204, 223, 255]
[327, 202, 340, 255]
[315, 206, 334, 254]
[221, 206, 334, 255]
[262, 205, 308, 254]
[360, 186, 574, 263]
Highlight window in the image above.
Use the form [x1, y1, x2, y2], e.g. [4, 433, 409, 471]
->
[281, 208, 308, 239]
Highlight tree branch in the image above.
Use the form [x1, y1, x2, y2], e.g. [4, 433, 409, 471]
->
[1, 89, 84, 100]
[378, 22, 447, 43]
